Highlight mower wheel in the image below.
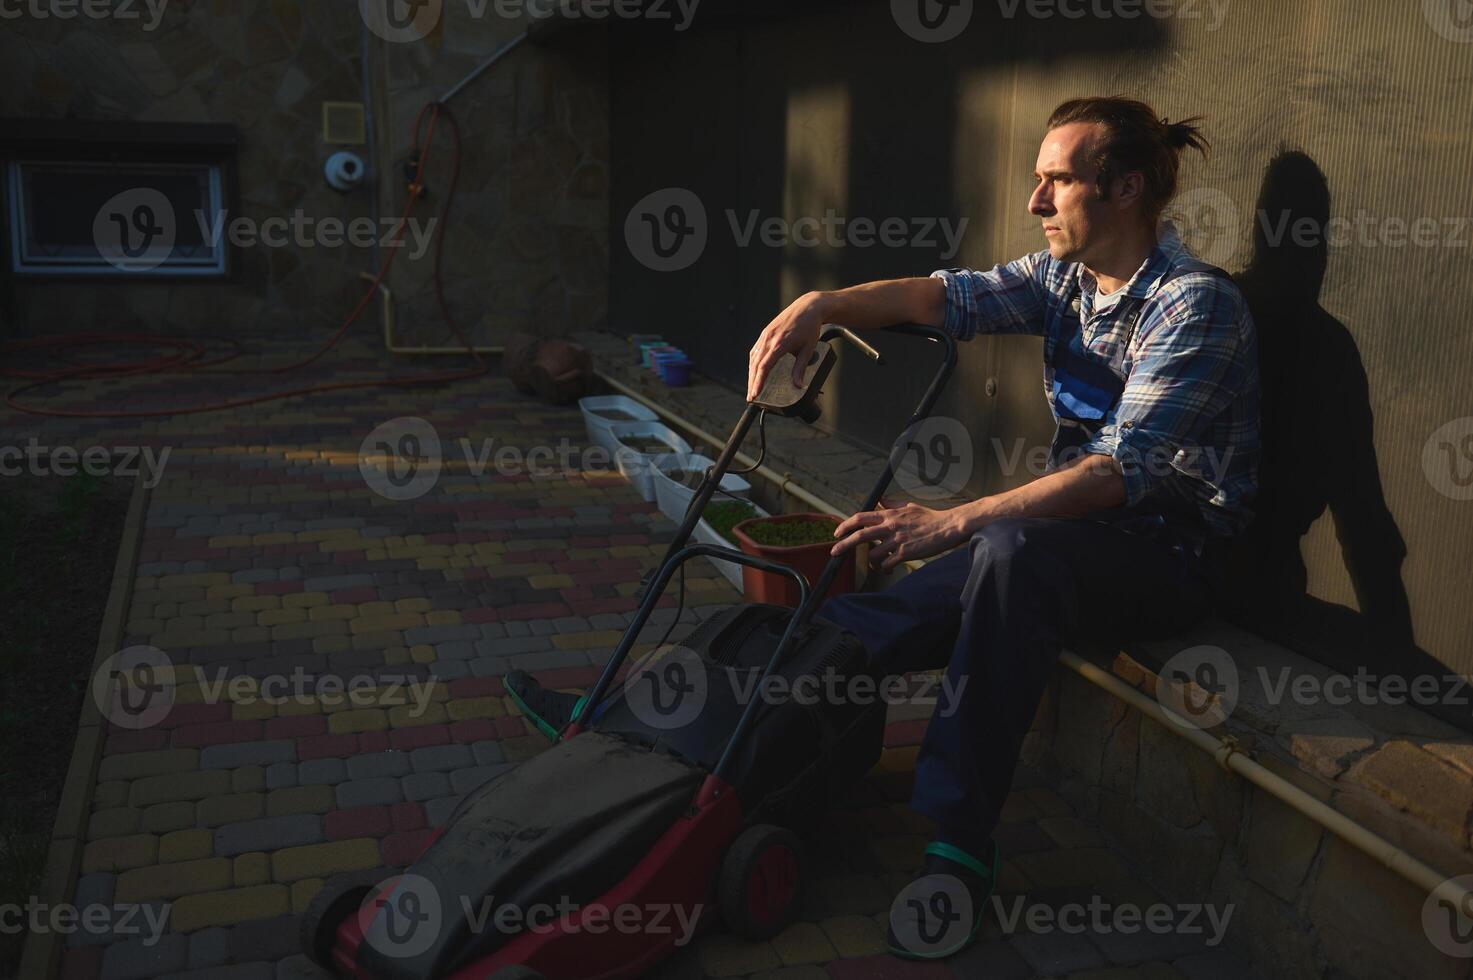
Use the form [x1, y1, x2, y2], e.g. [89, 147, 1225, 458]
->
[300, 869, 389, 969]
[490, 968, 546, 980]
[718, 824, 805, 940]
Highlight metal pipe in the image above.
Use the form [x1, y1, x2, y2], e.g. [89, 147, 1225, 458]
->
[600, 368, 1472, 916]
[365, 29, 528, 355]
[440, 31, 530, 106]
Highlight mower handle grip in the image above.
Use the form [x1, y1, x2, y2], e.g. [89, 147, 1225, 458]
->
[818, 322, 957, 370]
[820, 325, 884, 364]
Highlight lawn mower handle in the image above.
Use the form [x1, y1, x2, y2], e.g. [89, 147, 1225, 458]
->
[791, 322, 958, 630]
[576, 323, 958, 780]
[646, 322, 957, 584]
[567, 543, 810, 733]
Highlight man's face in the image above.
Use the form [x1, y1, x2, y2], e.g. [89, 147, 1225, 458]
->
[1029, 121, 1137, 264]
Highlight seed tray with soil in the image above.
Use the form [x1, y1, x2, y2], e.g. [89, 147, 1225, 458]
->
[619, 437, 677, 455]
[702, 499, 758, 544]
[662, 468, 707, 490]
[591, 408, 639, 421]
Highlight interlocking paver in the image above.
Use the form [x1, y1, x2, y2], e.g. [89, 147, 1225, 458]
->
[233, 853, 271, 887]
[115, 858, 232, 903]
[214, 815, 323, 857]
[225, 915, 305, 965]
[345, 751, 411, 780]
[158, 829, 214, 863]
[268, 839, 381, 882]
[295, 758, 346, 785]
[159, 962, 274, 979]
[81, 836, 159, 875]
[266, 785, 335, 816]
[88, 808, 143, 840]
[170, 885, 291, 933]
[335, 777, 403, 809]
[401, 771, 451, 802]
[185, 926, 230, 970]
[197, 794, 265, 828]
[98, 749, 200, 782]
[410, 744, 473, 772]
[98, 933, 188, 980]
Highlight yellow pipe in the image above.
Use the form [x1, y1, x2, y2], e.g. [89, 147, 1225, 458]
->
[601, 368, 1473, 915]
[364, 272, 505, 355]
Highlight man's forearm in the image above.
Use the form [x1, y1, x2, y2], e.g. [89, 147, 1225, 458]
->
[811, 278, 946, 330]
[952, 453, 1127, 534]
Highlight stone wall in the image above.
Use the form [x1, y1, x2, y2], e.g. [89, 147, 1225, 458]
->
[1029, 628, 1473, 980]
[0, 4, 608, 344]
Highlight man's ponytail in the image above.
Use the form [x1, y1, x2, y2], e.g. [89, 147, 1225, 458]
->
[1047, 96, 1211, 222]
[1162, 116, 1210, 155]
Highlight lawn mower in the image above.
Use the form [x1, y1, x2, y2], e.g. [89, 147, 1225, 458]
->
[301, 323, 958, 979]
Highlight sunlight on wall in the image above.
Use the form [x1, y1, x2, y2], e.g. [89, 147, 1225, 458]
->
[782, 83, 851, 436]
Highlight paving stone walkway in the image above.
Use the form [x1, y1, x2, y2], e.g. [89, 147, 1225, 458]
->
[3, 333, 1264, 979]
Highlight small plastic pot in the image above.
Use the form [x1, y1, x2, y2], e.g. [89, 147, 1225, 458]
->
[638, 340, 670, 367]
[628, 334, 664, 364]
[730, 513, 855, 608]
[655, 354, 692, 387]
[643, 344, 680, 370]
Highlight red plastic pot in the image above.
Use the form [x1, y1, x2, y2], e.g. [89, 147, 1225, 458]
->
[730, 513, 855, 608]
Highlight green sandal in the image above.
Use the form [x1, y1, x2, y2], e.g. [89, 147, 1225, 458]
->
[503, 669, 586, 741]
[886, 839, 1000, 960]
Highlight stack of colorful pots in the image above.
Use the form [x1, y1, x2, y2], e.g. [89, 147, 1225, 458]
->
[628, 334, 693, 387]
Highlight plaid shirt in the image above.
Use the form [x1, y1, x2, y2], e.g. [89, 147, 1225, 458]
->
[932, 228, 1260, 537]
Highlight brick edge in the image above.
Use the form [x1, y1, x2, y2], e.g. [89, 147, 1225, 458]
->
[19, 469, 152, 980]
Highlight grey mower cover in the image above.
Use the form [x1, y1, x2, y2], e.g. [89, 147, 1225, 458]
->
[356, 730, 700, 980]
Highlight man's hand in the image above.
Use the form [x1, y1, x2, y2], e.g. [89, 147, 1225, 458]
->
[747, 291, 826, 401]
[746, 278, 946, 401]
[830, 501, 968, 573]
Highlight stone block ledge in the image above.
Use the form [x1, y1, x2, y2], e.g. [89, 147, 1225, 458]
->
[1122, 618, 1473, 880]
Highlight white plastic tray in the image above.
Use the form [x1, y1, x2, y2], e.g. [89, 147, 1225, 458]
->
[651, 453, 752, 524]
[691, 499, 770, 591]
[607, 420, 692, 501]
[579, 395, 658, 457]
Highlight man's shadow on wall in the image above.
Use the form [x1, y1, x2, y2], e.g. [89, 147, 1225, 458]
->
[1221, 150, 1459, 726]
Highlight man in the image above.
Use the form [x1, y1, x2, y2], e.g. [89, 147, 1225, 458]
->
[508, 95, 1260, 960]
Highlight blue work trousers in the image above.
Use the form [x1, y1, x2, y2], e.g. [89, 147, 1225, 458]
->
[818, 508, 1219, 848]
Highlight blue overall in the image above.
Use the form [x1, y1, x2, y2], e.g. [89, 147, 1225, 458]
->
[818, 269, 1228, 855]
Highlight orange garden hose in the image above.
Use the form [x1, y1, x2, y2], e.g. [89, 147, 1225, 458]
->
[1, 101, 488, 418]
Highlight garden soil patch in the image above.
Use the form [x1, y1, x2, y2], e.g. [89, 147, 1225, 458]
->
[0, 472, 131, 974]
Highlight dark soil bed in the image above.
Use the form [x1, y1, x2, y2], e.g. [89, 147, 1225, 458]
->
[0, 471, 132, 974]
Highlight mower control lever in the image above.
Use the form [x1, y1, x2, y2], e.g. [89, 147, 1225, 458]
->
[820, 324, 884, 365]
